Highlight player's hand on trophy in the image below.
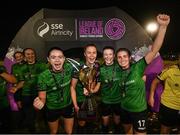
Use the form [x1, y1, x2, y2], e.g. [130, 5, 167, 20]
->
[83, 87, 90, 96]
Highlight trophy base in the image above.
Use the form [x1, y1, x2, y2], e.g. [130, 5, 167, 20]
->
[77, 110, 96, 121]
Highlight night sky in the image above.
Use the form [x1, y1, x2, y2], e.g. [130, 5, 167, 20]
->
[0, 0, 180, 60]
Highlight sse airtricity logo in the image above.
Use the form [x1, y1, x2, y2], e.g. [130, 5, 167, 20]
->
[105, 18, 126, 40]
[37, 22, 50, 38]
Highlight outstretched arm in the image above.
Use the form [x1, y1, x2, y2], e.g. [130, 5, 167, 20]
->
[145, 14, 170, 64]
[0, 72, 17, 83]
[9, 81, 24, 93]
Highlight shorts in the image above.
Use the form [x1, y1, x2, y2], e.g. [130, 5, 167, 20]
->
[46, 104, 74, 122]
[159, 103, 180, 127]
[14, 89, 22, 102]
[100, 102, 121, 116]
[120, 108, 147, 132]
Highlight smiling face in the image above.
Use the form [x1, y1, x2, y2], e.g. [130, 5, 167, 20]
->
[117, 50, 131, 69]
[103, 48, 115, 65]
[47, 49, 65, 72]
[24, 48, 36, 64]
[84, 45, 97, 66]
[14, 52, 24, 63]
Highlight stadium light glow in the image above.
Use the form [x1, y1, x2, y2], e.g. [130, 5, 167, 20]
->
[146, 22, 158, 34]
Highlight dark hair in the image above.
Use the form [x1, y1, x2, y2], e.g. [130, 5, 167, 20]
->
[47, 47, 64, 57]
[13, 51, 23, 59]
[116, 48, 131, 57]
[83, 44, 97, 52]
[23, 48, 36, 55]
[103, 46, 115, 54]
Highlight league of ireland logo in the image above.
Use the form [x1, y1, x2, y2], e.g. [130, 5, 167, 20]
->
[105, 18, 126, 40]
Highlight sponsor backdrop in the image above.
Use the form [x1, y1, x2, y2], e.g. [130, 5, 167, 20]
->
[4, 7, 152, 61]
[3, 7, 153, 111]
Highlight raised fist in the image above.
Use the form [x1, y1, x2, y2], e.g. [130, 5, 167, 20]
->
[33, 97, 44, 110]
[157, 14, 170, 26]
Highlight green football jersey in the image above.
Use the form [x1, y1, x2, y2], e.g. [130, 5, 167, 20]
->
[99, 62, 122, 104]
[72, 61, 87, 102]
[12, 62, 24, 81]
[19, 62, 48, 96]
[120, 58, 147, 112]
[38, 62, 73, 109]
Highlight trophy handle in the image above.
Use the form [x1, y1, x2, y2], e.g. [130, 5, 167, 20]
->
[66, 58, 80, 71]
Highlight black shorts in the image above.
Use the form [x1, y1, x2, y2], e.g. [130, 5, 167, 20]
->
[159, 103, 180, 127]
[14, 89, 22, 102]
[100, 102, 121, 116]
[46, 104, 74, 122]
[120, 108, 147, 133]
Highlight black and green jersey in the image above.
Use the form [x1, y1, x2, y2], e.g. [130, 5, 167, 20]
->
[72, 61, 100, 102]
[99, 62, 122, 104]
[19, 62, 48, 96]
[38, 62, 74, 109]
[72, 61, 86, 102]
[120, 58, 147, 112]
[0, 65, 9, 109]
